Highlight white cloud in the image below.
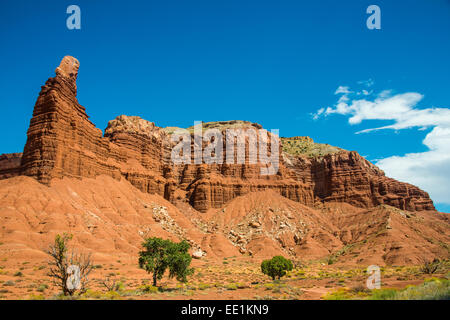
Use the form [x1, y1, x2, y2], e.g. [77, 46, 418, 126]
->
[314, 85, 450, 206]
[334, 86, 351, 94]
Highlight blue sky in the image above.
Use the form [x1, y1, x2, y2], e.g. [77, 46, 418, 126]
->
[0, 0, 449, 211]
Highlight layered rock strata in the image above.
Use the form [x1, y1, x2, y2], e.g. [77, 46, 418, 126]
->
[2, 56, 435, 212]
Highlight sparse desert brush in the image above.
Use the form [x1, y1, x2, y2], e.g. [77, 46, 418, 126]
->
[103, 291, 121, 300]
[182, 289, 195, 296]
[394, 278, 450, 300]
[225, 283, 238, 290]
[237, 282, 248, 289]
[175, 283, 186, 290]
[420, 258, 442, 274]
[28, 294, 45, 300]
[264, 283, 275, 290]
[139, 284, 159, 293]
[324, 278, 449, 300]
[81, 289, 121, 300]
[37, 284, 48, 292]
[197, 283, 211, 290]
[350, 285, 370, 295]
[3, 280, 15, 286]
[322, 287, 354, 300]
[368, 288, 399, 300]
[101, 277, 125, 292]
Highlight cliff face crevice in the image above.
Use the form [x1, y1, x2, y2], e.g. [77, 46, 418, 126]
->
[0, 56, 435, 212]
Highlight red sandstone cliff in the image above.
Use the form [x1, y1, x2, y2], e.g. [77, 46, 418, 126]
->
[3, 56, 435, 212]
[0, 153, 22, 179]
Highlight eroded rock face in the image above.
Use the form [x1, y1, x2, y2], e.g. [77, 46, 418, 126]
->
[0, 153, 22, 179]
[13, 56, 436, 212]
[285, 150, 435, 211]
[21, 56, 123, 184]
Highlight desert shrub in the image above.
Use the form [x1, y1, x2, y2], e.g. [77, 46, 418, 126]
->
[46, 233, 94, 296]
[101, 277, 124, 292]
[13, 271, 23, 277]
[139, 284, 159, 293]
[394, 278, 450, 300]
[261, 256, 293, 280]
[37, 284, 49, 292]
[3, 280, 15, 286]
[324, 278, 450, 300]
[292, 260, 304, 269]
[103, 290, 121, 300]
[420, 258, 442, 274]
[138, 237, 194, 286]
[322, 288, 353, 300]
[225, 283, 238, 290]
[197, 283, 211, 290]
[351, 285, 370, 295]
[80, 289, 120, 300]
[368, 288, 398, 300]
[236, 282, 248, 289]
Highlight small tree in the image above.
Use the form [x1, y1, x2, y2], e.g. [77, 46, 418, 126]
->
[46, 233, 94, 296]
[138, 237, 194, 287]
[261, 256, 293, 280]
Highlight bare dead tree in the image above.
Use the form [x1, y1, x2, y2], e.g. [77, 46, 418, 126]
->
[101, 276, 118, 292]
[68, 249, 93, 294]
[420, 257, 441, 274]
[46, 233, 94, 296]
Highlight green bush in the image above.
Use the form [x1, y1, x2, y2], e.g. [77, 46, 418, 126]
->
[368, 288, 398, 300]
[323, 278, 450, 300]
[394, 278, 450, 300]
[138, 237, 194, 286]
[261, 256, 293, 280]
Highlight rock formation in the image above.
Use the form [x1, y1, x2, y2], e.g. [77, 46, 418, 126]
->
[2, 56, 436, 212]
[0, 56, 448, 279]
[0, 153, 22, 179]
